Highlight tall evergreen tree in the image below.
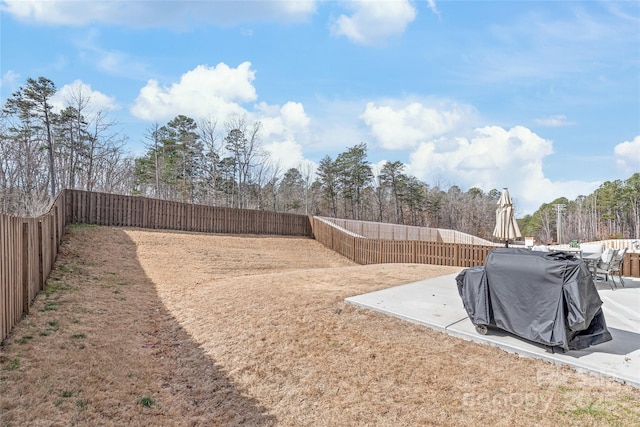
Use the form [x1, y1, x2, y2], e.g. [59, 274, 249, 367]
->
[624, 173, 640, 239]
[379, 161, 408, 224]
[4, 77, 57, 196]
[334, 143, 372, 220]
[166, 115, 203, 202]
[54, 106, 90, 189]
[316, 155, 339, 217]
[279, 167, 305, 212]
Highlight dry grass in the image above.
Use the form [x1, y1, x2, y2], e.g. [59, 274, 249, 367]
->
[1, 225, 638, 426]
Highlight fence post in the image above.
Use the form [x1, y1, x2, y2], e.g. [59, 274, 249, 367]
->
[412, 240, 416, 263]
[22, 222, 29, 315]
[38, 220, 44, 291]
[50, 214, 55, 267]
[54, 205, 59, 252]
[454, 243, 459, 267]
[352, 236, 356, 262]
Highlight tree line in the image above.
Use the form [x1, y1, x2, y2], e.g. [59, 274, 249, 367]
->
[519, 174, 640, 243]
[2, 76, 638, 243]
[1, 77, 133, 214]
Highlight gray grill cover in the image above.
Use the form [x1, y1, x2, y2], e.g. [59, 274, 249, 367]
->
[456, 248, 612, 351]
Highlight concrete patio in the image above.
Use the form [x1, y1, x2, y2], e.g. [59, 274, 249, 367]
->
[346, 271, 640, 388]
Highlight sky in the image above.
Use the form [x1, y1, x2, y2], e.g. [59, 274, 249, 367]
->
[1, 0, 639, 216]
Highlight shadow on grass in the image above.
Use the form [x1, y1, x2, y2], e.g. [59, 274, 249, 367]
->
[1, 226, 276, 426]
[98, 227, 278, 425]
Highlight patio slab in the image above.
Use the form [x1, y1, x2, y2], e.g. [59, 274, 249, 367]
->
[346, 272, 640, 388]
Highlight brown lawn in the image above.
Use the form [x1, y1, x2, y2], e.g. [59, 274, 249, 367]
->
[1, 225, 638, 426]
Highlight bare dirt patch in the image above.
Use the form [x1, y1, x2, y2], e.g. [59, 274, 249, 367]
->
[1, 225, 638, 426]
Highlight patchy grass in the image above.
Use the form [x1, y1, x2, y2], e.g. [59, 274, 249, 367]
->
[14, 335, 34, 345]
[2, 358, 20, 371]
[39, 301, 59, 312]
[66, 223, 97, 232]
[139, 396, 155, 408]
[61, 389, 75, 398]
[57, 264, 73, 274]
[47, 321, 59, 329]
[44, 282, 70, 297]
[566, 401, 618, 424]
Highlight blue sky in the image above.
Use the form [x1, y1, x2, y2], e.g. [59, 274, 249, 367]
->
[1, 0, 639, 215]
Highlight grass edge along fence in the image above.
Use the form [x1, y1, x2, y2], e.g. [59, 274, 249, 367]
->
[1, 193, 66, 342]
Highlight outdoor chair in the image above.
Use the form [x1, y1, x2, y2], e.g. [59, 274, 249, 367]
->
[580, 243, 604, 277]
[594, 248, 620, 289]
[609, 248, 627, 287]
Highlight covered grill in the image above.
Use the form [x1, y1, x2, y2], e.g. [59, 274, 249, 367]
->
[456, 248, 612, 352]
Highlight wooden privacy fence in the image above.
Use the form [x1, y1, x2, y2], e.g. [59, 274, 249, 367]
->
[1, 193, 66, 342]
[65, 189, 313, 236]
[311, 217, 493, 267]
[311, 217, 640, 277]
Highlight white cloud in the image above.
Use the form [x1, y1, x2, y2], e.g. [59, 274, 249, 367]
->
[45, 81, 121, 128]
[130, 63, 257, 122]
[1, 0, 317, 28]
[280, 0, 317, 16]
[256, 101, 314, 173]
[469, 4, 640, 86]
[95, 49, 148, 78]
[1, 0, 83, 26]
[281, 101, 311, 130]
[0, 70, 20, 97]
[69, 29, 151, 79]
[257, 101, 311, 139]
[408, 125, 553, 177]
[286, 98, 369, 154]
[360, 100, 471, 149]
[51, 80, 119, 114]
[330, 0, 417, 45]
[264, 138, 307, 173]
[614, 136, 640, 175]
[534, 114, 576, 127]
[406, 125, 599, 215]
[426, 0, 439, 16]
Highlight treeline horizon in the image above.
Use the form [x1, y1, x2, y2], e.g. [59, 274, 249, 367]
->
[2, 76, 639, 243]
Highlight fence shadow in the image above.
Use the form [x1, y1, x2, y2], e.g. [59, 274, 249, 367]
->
[0, 226, 276, 426]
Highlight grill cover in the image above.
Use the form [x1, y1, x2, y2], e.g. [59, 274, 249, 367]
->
[456, 248, 612, 351]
